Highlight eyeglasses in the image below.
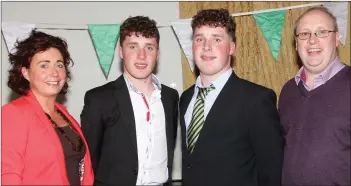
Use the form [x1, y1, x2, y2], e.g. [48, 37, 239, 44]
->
[295, 30, 336, 40]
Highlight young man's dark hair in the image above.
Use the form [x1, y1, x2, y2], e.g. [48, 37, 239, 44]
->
[191, 8, 236, 42]
[119, 16, 160, 47]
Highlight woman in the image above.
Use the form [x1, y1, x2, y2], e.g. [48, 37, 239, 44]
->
[1, 30, 94, 185]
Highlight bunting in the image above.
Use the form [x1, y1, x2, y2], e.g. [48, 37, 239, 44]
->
[1, 2, 349, 74]
[253, 10, 287, 61]
[88, 24, 120, 78]
[1, 22, 36, 53]
[171, 20, 194, 71]
[323, 2, 349, 46]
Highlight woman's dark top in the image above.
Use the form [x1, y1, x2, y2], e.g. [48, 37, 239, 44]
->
[55, 125, 86, 185]
[46, 111, 86, 186]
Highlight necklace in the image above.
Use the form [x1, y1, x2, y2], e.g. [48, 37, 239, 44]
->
[45, 109, 82, 152]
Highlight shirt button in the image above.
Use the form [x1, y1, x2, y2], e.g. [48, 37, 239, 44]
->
[132, 168, 138, 175]
[187, 164, 192, 168]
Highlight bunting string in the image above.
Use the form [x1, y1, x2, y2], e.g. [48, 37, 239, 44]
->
[2, 2, 348, 76]
[26, 3, 324, 29]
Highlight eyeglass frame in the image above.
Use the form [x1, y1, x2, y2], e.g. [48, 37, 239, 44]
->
[295, 30, 337, 40]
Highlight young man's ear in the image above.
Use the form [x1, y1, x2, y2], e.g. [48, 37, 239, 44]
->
[119, 46, 124, 59]
[156, 49, 160, 61]
[229, 42, 236, 56]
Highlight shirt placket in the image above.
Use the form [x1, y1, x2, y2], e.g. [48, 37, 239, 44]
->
[142, 94, 156, 184]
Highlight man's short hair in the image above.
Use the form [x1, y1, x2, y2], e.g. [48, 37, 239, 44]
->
[294, 6, 338, 35]
[191, 8, 236, 42]
[119, 16, 160, 47]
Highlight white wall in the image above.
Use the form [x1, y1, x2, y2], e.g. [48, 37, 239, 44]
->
[1, 2, 183, 180]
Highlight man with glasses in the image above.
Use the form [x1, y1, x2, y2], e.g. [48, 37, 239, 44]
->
[278, 7, 350, 186]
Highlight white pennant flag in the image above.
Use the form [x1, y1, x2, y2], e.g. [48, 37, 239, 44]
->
[2, 21, 36, 53]
[323, 2, 349, 46]
[171, 19, 195, 72]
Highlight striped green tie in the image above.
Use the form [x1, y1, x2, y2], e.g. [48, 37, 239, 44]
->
[187, 85, 215, 154]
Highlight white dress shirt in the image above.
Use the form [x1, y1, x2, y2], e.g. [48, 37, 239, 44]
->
[124, 74, 168, 185]
[184, 68, 232, 133]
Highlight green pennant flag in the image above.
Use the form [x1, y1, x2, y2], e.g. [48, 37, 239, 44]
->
[88, 24, 120, 78]
[253, 10, 286, 61]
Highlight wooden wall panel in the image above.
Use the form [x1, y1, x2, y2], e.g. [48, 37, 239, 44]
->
[179, 2, 350, 97]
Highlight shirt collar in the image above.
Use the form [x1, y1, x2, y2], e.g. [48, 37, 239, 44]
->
[195, 68, 233, 91]
[123, 73, 162, 94]
[294, 57, 343, 85]
[295, 67, 306, 85]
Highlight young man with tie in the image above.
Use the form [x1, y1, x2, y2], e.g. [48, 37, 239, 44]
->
[179, 8, 284, 186]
